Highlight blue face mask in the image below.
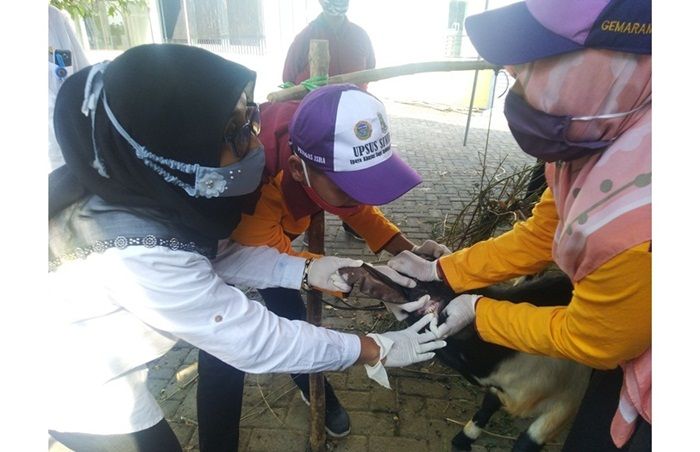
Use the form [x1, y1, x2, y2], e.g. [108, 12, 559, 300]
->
[320, 0, 348, 16]
[82, 62, 265, 198]
[503, 89, 650, 162]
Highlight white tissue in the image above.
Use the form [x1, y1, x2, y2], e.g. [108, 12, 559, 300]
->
[364, 333, 394, 389]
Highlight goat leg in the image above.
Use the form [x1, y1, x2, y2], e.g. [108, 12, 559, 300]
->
[512, 394, 584, 452]
[451, 391, 502, 452]
[512, 432, 544, 452]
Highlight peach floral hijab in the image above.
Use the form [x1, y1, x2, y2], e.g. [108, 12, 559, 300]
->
[507, 49, 651, 447]
[507, 48, 651, 283]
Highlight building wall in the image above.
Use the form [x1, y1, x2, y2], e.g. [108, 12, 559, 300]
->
[68, 0, 519, 109]
[348, 0, 486, 108]
[261, 0, 499, 109]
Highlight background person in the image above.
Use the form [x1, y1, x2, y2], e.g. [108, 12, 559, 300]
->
[387, 0, 651, 450]
[283, 0, 377, 240]
[197, 83, 452, 446]
[49, 4, 90, 171]
[47, 43, 446, 452]
[282, 0, 375, 91]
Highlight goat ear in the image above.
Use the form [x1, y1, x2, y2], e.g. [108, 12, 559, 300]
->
[340, 264, 409, 304]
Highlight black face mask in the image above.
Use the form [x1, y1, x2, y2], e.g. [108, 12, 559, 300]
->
[503, 90, 649, 162]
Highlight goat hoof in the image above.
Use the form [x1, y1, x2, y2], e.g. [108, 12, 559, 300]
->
[451, 430, 473, 451]
[512, 432, 543, 452]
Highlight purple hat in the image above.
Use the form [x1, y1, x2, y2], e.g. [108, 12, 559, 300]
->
[289, 84, 422, 205]
[465, 0, 651, 65]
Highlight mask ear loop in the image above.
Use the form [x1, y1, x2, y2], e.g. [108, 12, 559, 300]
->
[480, 68, 508, 162]
[300, 157, 312, 188]
[290, 143, 314, 188]
[81, 62, 111, 178]
[571, 97, 652, 121]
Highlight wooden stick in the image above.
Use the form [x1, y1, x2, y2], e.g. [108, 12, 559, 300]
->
[267, 60, 499, 102]
[306, 39, 329, 452]
[307, 212, 326, 452]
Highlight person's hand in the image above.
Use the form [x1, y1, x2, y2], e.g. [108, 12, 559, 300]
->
[371, 313, 446, 367]
[363, 313, 446, 388]
[371, 264, 417, 288]
[371, 264, 420, 320]
[307, 256, 363, 293]
[369, 265, 432, 321]
[412, 240, 452, 258]
[383, 294, 432, 322]
[429, 294, 480, 338]
[387, 250, 440, 282]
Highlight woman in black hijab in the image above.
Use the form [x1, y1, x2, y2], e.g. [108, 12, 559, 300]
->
[47, 44, 445, 452]
[50, 43, 261, 240]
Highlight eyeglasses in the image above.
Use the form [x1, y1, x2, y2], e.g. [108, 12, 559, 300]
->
[224, 103, 260, 158]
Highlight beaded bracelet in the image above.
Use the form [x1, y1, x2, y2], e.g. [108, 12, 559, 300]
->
[301, 258, 313, 291]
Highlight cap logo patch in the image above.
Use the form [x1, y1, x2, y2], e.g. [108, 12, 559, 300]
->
[378, 112, 388, 134]
[354, 120, 372, 140]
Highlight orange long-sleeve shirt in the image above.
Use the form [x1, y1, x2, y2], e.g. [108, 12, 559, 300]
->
[231, 172, 401, 258]
[438, 188, 651, 370]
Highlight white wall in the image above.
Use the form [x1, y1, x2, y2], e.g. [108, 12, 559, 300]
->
[254, 0, 495, 107]
[78, 0, 520, 108]
[347, 0, 486, 108]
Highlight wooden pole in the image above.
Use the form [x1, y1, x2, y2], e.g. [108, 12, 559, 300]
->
[267, 60, 499, 102]
[306, 211, 326, 452]
[306, 39, 329, 452]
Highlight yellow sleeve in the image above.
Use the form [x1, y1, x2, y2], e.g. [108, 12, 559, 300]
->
[340, 206, 401, 253]
[474, 241, 651, 370]
[439, 188, 558, 292]
[231, 176, 313, 258]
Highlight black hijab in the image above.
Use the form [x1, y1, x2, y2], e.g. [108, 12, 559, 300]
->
[50, 44, 260, 239]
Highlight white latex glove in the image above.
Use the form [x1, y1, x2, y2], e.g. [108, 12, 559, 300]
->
[307, 256, 363, 292]
[429, 294, 481, 339]
[365, 313, 446, 388]
[387, 250, 440, 282]
[412, 240, 452, 258]
[371, 264, 417, 288]
[373, 313, 446, 367]
[383, 294, 432, 322]
[369, 265, 428, 321]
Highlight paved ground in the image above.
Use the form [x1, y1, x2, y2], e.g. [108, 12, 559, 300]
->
[50, 100, 568, 452]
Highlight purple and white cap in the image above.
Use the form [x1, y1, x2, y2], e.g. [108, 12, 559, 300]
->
[465, 0, 651, 65]
[289, 84, 422, 205]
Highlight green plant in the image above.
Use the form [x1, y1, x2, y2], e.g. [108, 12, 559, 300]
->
[50, 0, 147, 18]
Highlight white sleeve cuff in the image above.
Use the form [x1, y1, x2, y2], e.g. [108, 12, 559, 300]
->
[274, 253, 306, 289]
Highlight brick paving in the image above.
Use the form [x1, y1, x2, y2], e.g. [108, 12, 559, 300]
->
[50, 101, 568, 452]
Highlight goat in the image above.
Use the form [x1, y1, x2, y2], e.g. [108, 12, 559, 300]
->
[340, 267, 591, 452]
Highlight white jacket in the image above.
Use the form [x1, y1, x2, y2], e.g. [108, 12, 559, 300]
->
[47, 241, 360, 434]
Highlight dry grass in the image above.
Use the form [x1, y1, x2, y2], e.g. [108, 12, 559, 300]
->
[436, 151, 543, 249]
